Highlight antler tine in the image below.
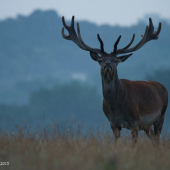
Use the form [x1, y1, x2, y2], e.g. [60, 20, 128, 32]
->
[145, 18, 154, 42]
[61, 16, 103, 55]
[62, 16, 70, 29]
[61, 16, 71, 40]
[116, 34, 135, 54]
[97, 34, 104, 53]
[116, 18, 161, 55]
[77, 23, 102, 54]
[147, 18, 161, 39]
[155, 22, 162, 37]
[71, 16, 75, 28]
[113, 35, 121, 54]
[152, 22, 161, 38]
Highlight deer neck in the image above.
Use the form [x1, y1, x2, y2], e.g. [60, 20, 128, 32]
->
[101, 69, 122, 105]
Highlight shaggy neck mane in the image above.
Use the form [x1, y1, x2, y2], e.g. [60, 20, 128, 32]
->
[101, 70, 123, 106]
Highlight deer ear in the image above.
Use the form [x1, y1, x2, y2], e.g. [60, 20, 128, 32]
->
[117, 53, 133, 63]
[90, 51, 99, 61]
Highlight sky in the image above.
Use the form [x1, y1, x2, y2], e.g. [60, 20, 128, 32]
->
[1, 0, 170, 26]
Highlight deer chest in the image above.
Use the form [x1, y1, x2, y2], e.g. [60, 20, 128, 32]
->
[109, 112, 131, 129]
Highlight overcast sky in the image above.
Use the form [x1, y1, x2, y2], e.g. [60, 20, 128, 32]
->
[1, 0, 170, 26]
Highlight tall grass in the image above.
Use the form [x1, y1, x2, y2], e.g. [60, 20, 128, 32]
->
[0, 121, 170, 170]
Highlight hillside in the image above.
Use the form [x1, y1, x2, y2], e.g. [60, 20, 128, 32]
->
[0, 10, 170, 104]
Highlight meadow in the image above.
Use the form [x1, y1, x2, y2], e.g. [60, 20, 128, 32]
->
[0, 121, 170, 170]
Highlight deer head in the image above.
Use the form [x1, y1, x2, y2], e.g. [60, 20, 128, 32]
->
[89, 35, 133, 81]
[61, 16, 161, 80]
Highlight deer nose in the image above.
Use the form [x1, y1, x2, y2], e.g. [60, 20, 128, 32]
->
[105, 60, 111, 66]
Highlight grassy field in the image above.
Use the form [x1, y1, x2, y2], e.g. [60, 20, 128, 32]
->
[0, 123, 170, 170]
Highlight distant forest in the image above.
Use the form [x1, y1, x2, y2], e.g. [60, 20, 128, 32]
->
[1, 68, 170, 131]
[0, 10, 170, 132]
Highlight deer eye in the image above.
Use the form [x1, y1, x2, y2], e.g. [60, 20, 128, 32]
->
[98, 59, 102, 63]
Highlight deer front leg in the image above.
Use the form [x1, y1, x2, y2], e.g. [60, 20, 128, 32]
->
[144, 127, 155, 141]
[111, 126, 121, 142]
[131, 129, 138, 143]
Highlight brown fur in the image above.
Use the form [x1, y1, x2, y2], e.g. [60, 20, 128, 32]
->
[102, 77, 168, 143]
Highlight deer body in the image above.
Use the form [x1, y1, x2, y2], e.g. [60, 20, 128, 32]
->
[102, 77, 168, 132]
[61, 16, 168, 143]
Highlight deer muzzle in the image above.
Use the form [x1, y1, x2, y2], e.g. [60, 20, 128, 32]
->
[104, 66, 112, 72]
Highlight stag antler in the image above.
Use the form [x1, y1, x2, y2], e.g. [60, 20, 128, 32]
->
[114, 18, 161, 55]
[61, 16, 104, 55]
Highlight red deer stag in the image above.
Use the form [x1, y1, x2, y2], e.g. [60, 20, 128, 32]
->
[61, 16, 168, 143]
